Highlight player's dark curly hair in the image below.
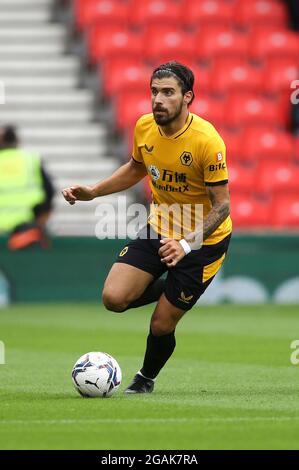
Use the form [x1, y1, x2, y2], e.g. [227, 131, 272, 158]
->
[151, 61, 195, 105]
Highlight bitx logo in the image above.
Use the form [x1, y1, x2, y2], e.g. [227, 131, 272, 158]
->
[209, 163, 227, 171]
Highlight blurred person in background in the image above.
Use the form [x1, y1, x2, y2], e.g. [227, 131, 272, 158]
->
[284, 0, 299, 131]
[284, 0, 299, 30]
[0, 125, 54, 250]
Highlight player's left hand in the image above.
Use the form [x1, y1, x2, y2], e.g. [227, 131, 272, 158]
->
[158, 239, 186, 268]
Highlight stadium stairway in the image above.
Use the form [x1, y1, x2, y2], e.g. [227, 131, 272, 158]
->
[0, 0, 130, 236]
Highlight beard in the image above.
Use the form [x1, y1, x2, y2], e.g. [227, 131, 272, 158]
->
[153, 100, 184, 126]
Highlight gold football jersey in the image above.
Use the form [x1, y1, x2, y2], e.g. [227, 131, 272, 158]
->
[132, 112, 232, 245]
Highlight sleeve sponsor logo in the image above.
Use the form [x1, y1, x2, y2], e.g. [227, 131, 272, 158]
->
[209, 163, 227, 171]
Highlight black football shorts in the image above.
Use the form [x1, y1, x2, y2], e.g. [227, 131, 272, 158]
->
[116, 224, 231, 311]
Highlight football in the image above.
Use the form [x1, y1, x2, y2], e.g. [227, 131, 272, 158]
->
[72, 351, 122, 398]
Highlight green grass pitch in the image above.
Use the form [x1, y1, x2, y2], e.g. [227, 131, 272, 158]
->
[0, 303, 299, 450]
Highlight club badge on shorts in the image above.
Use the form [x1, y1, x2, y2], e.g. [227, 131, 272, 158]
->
[119, 247, 129, 257]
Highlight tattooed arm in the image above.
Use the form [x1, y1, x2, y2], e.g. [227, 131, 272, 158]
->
[203, 184, 230, 241]
[159, 183, 230, 267]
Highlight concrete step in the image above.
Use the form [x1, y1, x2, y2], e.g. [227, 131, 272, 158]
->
[53, 194, 127, 209]
[4, 102, 92, 113]
[0, 109, 94, 124]
[49, 207, 132, 236]
[49, 216, 131, 236]
[0, 0, 51, 7]
[0, 43, 65, 57]
[0, 26, 66, 44]
[3, 104, 93, 114]
[47, 160, 117, 176]
[0, 58, 79, 76]
[5, 91, 92, 105]
[4, 86, 83, 97]
[4, 95, 93, 112]
[47, 160, 114, 175]
[54, 173, 120, 188]
[24, 147, 109, 163]
[50, 208, 129, 219]
[47, 222, 105, 237]
[19, 126, 106, 146]
[52, 198, 135, 225]
[0, 11, 50, 24]
[3, 76, 79, 89]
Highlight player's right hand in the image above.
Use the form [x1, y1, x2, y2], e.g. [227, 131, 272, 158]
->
[62, 185, 95, 205]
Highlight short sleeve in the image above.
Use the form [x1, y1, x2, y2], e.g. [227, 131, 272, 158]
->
[131, 122, 144, 164]
[203, 135, 228, 186]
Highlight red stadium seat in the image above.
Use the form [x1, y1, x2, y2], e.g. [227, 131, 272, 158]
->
[129, 0, 181, 28]
[249, 29, 299, 61]
[209, 59, 263, 94]
[257, 161, 299, 195]
[241, 127, 295, 162]
[295, 137, 299, 162]
[74, 0, 129, 30]
[272, 194, 299, 228]
[218, 129, 242, 162]
[143, 27, 196, 63]
[74, 0, 94, 30]
[230, 194, 270, 228]
[124, 125, 135, 158]
[263, 58, 299, 94]
[101, 59, 150, 98]
[188, 64, 211, 96]
[226, 93, 285, 128]
[87, 26, 143, 64]
[228, 164, 257, 194]
[116, 92, 151, 131]
[276, 91, 293, 129]
[190, 96, 224, 127]
[195, 28, 249, 62]
[183, 0, 233, 29]
[151, 53, 202, 70]
[234, 0, 288, 30]
[149, 57, 198, 70]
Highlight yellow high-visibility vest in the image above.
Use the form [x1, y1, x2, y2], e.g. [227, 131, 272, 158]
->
[0, 148, 46, 232]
